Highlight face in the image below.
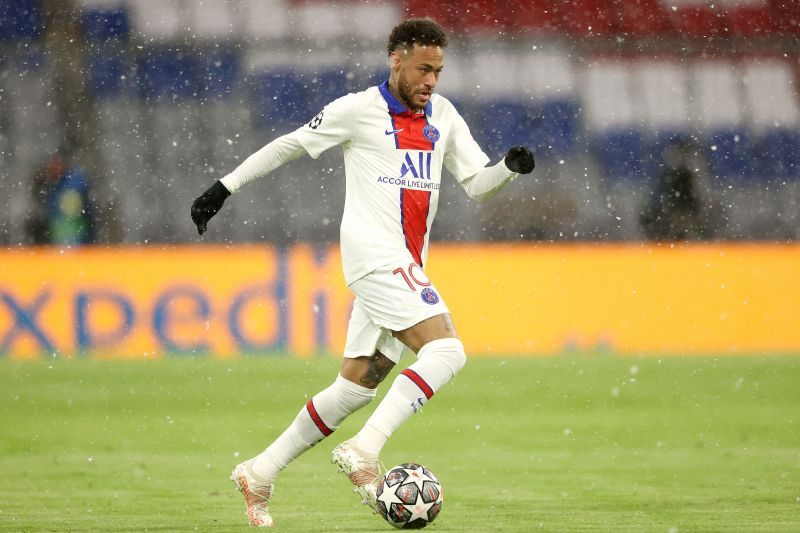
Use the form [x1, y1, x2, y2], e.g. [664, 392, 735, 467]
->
[390, 44, 445, 111]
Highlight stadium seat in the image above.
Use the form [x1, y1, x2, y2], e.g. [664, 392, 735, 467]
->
[669, 5, 725, 37]
[304, 67, 349, 115]
[87, 50, 128, 99]
[741, 58, 800, 132]
[345, 45, 392, 89]
[582, 60, 645, 179]
[758, 129, 800, 181]
[725, 4, 776, 36]
[0, 0, 42, 40]
[706, 130, 755, 180]
[504, 0, 560, 34]
[346, 1, 401, 42]
[472, 49, 521, 102]
[592, 130, 648, 181]
[613, 0, 674, 36]
[197, 49, 238, 99]
[770, 0, 800, 34]
[4, 46, 61, 178]
[403, 0, 456, 30]
[81, 8, 130, 42]
[533, 100, 579, 159]
[127, 0, 183, 40]
[480, 100, 535, 159]
[186, 0, 236, 40]
[692, 62, 742, 119]
[518, 49, 576, 100]
[741, 58, 800, 180]
[582, 61, 638, 131]
[516, 49, 578, 157]
[251, 69, 308, 127]
[557, 0, 613, 36]
[241, 0, 291, 40]
[137, 49, 198, 100]
[691, 61, 746, 180]
[445, 0, 504, 34]
[365, 66, 390, 87]
[630, 60, 690, 139]
[471, 48, 526, 155]
[294, 1, 348, 42]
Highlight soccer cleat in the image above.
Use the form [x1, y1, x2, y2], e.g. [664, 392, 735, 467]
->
[331, 437, 383, 512]
[231, 459, 275, 528]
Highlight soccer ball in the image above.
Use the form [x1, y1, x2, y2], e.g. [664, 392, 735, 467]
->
[376, 463, 443, 529]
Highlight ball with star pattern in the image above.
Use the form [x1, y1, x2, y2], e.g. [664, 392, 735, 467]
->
[376, 463, 443, 529]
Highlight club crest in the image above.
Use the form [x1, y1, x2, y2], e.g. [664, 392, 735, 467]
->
[420, 287, 440, 305]
[423, 124, 440, 143]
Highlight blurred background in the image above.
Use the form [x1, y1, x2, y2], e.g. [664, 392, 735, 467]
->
[2, 0, 799, 247]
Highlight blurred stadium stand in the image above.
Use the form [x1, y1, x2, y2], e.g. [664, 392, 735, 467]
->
[1, 0, 799, 245]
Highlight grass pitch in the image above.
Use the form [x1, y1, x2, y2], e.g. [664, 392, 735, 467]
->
[1, 355, 799, 532]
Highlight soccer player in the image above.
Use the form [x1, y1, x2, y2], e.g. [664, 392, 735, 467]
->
[191, 18, 535, 528]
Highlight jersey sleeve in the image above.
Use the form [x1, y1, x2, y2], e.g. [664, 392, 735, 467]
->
[443, 107, 491, 184]
[294, 92, 358, 159]
[220, 130, 306, 193]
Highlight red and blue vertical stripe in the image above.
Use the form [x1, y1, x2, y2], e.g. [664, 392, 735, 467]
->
[379, 81, 434, 268]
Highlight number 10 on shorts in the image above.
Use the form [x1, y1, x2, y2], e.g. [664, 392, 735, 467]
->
[392, 263, 431, 292]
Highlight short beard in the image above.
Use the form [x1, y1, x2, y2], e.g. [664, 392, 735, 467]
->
[397, 73, 419, 111]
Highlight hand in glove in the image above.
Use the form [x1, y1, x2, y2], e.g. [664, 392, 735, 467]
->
[504, 146, 536, 174]
[190, 180, 231, 235]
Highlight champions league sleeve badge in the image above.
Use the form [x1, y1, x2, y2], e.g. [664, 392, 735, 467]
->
[422, 124, 440, 143]
[420, 287, 440, 305]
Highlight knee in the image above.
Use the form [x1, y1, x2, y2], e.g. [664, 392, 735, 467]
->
[335, 374, 377, 411]
[340, 353, 395, 389]
[418, 337, 466, 376]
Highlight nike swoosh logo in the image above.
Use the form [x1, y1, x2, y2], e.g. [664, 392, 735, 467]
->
[385, 128, 404, 135]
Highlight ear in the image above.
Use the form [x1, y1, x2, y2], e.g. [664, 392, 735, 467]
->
[389, 51, 402, 71]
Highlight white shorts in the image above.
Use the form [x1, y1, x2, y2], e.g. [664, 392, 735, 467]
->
[343, 260, 450, 363]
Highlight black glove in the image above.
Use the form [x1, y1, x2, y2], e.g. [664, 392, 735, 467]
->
[191, 180, 230, 235]
[504, 146, 536, 174]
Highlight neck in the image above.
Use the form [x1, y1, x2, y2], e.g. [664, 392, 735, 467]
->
[388, 78, 415, 112]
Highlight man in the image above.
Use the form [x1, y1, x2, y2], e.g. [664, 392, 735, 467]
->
[640, 137, 717, 240]
[191, 18, 535, 528]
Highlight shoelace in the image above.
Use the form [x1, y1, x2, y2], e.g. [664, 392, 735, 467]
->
[348, 458, 386, 487]
[348, 468, 378, 487]
[244, 483, 271, 506]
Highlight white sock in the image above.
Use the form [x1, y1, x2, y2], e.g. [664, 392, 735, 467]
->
[252, 373, 375, 480]
[356, 338, 466, 455]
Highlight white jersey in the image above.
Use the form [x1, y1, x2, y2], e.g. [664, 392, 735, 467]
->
[295, 82, 496, 285]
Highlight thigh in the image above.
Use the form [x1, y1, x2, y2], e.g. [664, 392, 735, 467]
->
[393, 312, 458, 354]
[343, 298, 406, 363]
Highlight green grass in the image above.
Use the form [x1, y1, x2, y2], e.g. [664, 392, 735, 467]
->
[1, 355, 799, 532]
